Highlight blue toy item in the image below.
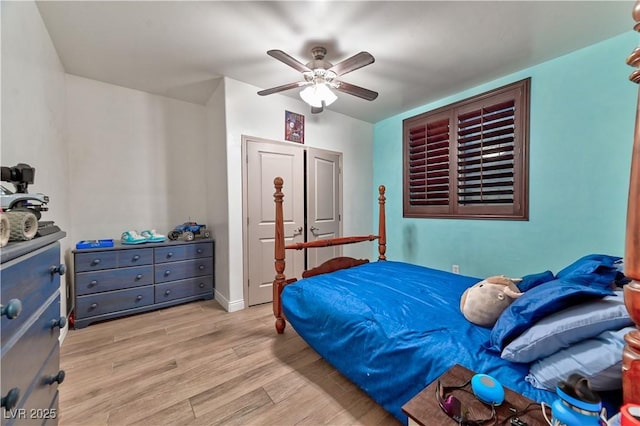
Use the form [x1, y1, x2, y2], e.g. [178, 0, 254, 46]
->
[549, 374, 607, 426]
[471, 373, 505, 405]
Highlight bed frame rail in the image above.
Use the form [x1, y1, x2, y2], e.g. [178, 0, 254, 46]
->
[272, 177, 386, 334]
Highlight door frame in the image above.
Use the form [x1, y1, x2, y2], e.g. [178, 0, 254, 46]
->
[241, 134, 343, 306]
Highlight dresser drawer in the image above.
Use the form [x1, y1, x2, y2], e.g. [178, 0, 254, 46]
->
[10, 345, 62, 426]
[154, 242, 212, 263]
[117, 248, 153, 268]
[153, 246, 186, 264]
[75, 248, 153, 273]
[155, 276, 213, 303]
[1, 244, 61, 348]
[75, 265, 153, 296]
[184, 243, 213, 259]
[76, 285, 154, 317]
[1, 294, 61, 415]
[154, 257, 213, 283]
[74, 251, 117, 272]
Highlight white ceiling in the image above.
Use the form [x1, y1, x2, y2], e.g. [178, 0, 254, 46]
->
[36, 1, 633, 123]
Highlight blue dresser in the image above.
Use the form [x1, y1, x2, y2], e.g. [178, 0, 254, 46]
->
[72, 239, 214, 328]
[1, 231, 67, 425]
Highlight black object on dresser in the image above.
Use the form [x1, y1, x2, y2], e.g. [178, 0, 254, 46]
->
[1, 231, 67, 425]
[72, 239, 214, 329]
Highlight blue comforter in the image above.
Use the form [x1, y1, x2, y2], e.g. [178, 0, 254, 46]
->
[281, 260, 557, 424]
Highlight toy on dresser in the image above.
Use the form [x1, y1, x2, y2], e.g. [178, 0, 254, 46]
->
[0, 163, 60, 247]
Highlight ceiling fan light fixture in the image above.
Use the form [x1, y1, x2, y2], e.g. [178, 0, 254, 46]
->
[300, 83, 337, 108]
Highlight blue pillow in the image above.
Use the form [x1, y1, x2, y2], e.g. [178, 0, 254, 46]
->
[487, 279, 614, 352]
[526, 326, 635, 391]
[555, 254, 621, 288]
[501, 291, 632, 363]
[517, 270, 554, 292]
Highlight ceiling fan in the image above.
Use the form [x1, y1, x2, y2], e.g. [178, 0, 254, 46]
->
[257, 46, 378, 114]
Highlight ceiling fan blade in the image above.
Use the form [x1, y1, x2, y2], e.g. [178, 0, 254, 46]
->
[334, 81, 378, 101]
[267, 50, 311, 73]
[328, 52, 374, 76]
[257, 81, 309, 96]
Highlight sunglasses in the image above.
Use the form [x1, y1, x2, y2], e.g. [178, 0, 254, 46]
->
[436, 380, 497, 426]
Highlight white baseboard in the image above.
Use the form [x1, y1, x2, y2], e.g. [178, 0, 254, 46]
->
[214, 289, 245, 312]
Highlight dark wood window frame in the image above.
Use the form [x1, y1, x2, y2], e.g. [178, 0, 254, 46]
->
[403, 78, 530, 220]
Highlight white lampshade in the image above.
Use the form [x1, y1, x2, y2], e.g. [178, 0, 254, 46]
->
[300, 83, 338, 108]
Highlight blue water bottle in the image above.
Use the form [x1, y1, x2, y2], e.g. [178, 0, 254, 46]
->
[549, 374, 607, 426]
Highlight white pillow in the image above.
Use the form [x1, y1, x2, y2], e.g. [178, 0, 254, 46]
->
[501, 291, 631, 363]
[525, 326, 634, 391]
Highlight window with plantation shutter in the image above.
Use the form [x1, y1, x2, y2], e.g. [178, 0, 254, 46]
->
[403, 78, 530, 220]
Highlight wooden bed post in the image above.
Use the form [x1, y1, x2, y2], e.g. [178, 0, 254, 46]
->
[623, 0, 640, 404]
[273, 177, 287, 334]
[378, 185, 387, 261]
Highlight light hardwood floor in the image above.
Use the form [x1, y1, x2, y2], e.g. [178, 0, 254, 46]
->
[59, 300, 401, 426]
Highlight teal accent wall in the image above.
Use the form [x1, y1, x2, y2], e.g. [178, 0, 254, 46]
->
[373, 32, 637, 278]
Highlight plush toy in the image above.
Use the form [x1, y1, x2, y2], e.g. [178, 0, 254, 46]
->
[460, 276, 524, 327]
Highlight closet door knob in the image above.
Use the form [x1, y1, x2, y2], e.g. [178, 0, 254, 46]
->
[50, 316, 67, 329]
[1, 299, 22, 319]
[47, 370, 65, 385]
[1, 388, 20, 410]
[50, 264, 66, 276]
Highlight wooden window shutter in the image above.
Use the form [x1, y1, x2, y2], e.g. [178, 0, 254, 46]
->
[403, 78, 530, 220]
[403, 111, 452, 217]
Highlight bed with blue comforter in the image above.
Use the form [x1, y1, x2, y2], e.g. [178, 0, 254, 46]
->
[281, 257, 629, 424]
[282, 260, 559, 423]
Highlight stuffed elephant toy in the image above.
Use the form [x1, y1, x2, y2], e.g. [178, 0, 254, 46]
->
[460, 275, 523, 327]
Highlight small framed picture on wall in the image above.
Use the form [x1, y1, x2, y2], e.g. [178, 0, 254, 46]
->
[285, 110, 304, 144]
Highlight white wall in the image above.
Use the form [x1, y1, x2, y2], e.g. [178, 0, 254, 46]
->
[65, 75, 209, 244]
[204, 79, 231, 309]
[1, 1, 71, 339]
[223, 77, 374, 310]
[2, 1, 374, 319]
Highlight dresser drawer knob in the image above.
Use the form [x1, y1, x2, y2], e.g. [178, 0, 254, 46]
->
[198, 265, 205, 271]
[197, 248, 203, 254]
[50, 264, 67, 276]
[164, 290, 171, 296]
[132, 255, 140, 261]
[199, 283, 205, 288]
[1, 388, 20, 410]
[91, 259, 101, 266]
[136, 295, 143, 301]
[1, 299, 22, 319]
[135, 274, 143, 280]
[89, 280, 98, 287]
[164, 270, 171, 276]
[167, 252, 174, 258]
[50, 316, 67, 329]
[90, 303, 98, 310]
[47, 370, 66, 385]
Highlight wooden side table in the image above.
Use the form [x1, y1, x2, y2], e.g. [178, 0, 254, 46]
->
[402, 364, 549, 426]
